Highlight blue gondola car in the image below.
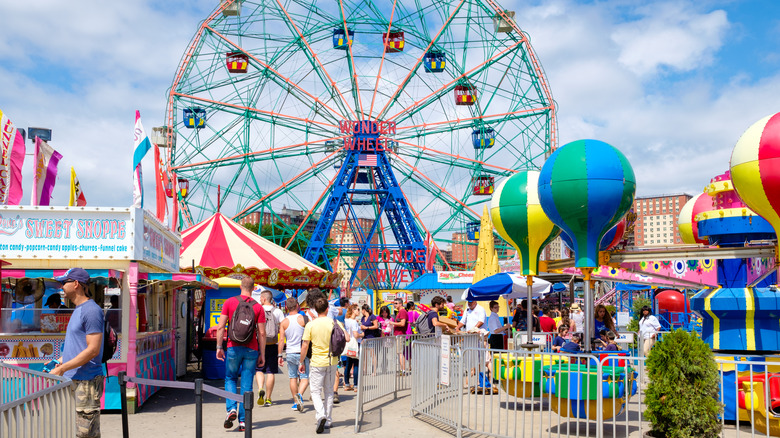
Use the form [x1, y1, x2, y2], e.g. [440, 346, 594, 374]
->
[183, 108, 206, 129]
[467, 221, 480, 240]
[472, 128, 495, 149]
[424, 51, 446, 73]
[333, 28, 355, 50]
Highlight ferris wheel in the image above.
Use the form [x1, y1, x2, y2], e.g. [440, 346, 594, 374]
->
[164, 0, 556, 287]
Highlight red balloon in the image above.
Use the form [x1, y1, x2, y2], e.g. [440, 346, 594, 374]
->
[655, 289, 687, 313]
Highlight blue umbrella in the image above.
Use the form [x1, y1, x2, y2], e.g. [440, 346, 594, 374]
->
[253, 285, 286, 304]
[461, 272, 552, 301]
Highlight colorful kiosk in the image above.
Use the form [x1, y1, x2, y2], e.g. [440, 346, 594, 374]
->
[0, 205, 216, 410]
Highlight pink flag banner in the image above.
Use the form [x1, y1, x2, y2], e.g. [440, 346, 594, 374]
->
[31, 137, 62, 206]
[0, 108, 26, 205]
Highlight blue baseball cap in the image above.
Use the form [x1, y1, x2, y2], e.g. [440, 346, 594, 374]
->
[54, 268, 90, 284]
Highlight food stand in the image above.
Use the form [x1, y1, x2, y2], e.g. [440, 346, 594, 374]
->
[0, 205, 216, 410]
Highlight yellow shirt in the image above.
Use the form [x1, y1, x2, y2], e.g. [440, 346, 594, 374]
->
[302, 316, 342, 367]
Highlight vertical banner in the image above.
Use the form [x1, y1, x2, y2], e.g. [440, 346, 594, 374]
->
[153, 144, 167, 222]
[69, 166, 87, 206]
[31, 137, 62, 206]
[133, 110, 152, 209]
[0, 108, 26, 205]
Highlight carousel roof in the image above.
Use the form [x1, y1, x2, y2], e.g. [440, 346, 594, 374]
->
[180, 212, 323, 272]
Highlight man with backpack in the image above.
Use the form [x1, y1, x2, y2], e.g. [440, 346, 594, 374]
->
[255, 290, 285, 407]
[415, 296, 453, 335]
[216, 277, 266, 432]
[299, 296, 349, 434]
[49, 268, 104, 438]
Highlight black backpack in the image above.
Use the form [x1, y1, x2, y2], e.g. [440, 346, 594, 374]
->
[302, 314, 313, 359]
[414, 310, 436, 335]
[329, 320, 347, 357]
[102, 313, 118, 363]
[228, 296, 257, 343]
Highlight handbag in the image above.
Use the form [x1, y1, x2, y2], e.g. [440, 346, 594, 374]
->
[345, 337, 359, 358]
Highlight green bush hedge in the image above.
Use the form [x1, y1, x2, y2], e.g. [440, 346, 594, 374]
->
[644, 329, 722, 438]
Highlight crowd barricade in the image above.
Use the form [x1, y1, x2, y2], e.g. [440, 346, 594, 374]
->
[0, 362, 76, 438]
[397, 333, 437, 391]
[354, 333, 480, 433]
[410, 342, 780, 438]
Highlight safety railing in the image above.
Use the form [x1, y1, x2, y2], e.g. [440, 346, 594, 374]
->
[354, 333, 480, 432]
[117, 372, 254, 438]
[410, 343, 780, 438]
[0, 362, 75, 438]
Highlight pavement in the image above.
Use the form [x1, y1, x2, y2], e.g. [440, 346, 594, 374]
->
[101, 364, 452, 437]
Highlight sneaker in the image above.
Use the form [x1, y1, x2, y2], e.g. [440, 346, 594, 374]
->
[264, 398, 272, 407]
[316, 417, 327, 434]
[296, 393, 304, 412]
[224, 409, 237, 429]
[291, 403, 298, 411]
[257, 389, 265, 406]
[333, 393, 340, 404]
[237, 422, 246, 432]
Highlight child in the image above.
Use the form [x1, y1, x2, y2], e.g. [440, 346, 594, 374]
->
[560, 333, 582, 354]
[552, 325, 569, 352]
[603, 331, 620, 351]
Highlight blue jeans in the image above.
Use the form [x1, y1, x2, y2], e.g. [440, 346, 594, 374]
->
[225, 346, 258, 423]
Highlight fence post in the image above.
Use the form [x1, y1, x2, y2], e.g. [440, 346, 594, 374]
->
[243, 391, 253, 438]
[354, 340, 365, 433]
[119, 371, 129, 438]
[393, 335, 399, 400]
[456, 346, 464, 438]
[194, 378, 203, 438]
[596, 355, 603, 438]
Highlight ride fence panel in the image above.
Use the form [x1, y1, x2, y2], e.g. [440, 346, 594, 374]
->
[410, 337, 462, 433]
[412, 343, 780, 438]
[0, 362, 76, 438]
[397, 333, 437, 391]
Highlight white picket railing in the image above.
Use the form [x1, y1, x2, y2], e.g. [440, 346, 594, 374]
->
[0, 362, 76, 438]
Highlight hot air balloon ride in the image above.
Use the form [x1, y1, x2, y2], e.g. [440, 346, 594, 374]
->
[538, 139, 635, 351]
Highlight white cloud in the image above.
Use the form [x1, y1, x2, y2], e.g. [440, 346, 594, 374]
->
[510, 0, 780, 199]
[611, 3, 729, 76]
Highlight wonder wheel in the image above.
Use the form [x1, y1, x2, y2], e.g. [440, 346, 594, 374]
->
[164, 0, 556, 289]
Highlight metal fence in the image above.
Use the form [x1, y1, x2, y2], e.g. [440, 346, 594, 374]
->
[0, 362, 76, 438]
[411, 342, 780, 438]
[354, 333, 482, 432]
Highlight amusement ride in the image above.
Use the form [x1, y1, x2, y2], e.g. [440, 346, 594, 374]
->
[161, 0, 556, 290]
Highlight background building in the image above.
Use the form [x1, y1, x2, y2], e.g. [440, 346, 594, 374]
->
[632, 194, 692, 246]
[237, 205, 319, 233]
[329, 218, 379, 292]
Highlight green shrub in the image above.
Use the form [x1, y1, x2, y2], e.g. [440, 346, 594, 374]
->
[644, 329, 722, 438]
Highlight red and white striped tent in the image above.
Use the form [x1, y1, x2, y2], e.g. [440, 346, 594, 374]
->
[180, 213, 341, 289]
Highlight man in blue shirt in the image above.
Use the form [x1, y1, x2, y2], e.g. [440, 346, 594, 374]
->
[49, 268, 104, 438]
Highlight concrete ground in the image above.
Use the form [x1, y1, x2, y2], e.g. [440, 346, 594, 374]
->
[100, 363, 451, 437]
[100, 363, 760, 438]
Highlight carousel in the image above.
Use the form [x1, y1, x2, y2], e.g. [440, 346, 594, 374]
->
[178, 212, 341, 379]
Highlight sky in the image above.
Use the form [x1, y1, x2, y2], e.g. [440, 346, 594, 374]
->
[1, 0, 779, 213]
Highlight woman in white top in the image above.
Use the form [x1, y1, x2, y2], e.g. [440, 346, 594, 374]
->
[343, 304, 363, 391]
[569, 303, 584, 336]
[638, 305, 662, 356]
